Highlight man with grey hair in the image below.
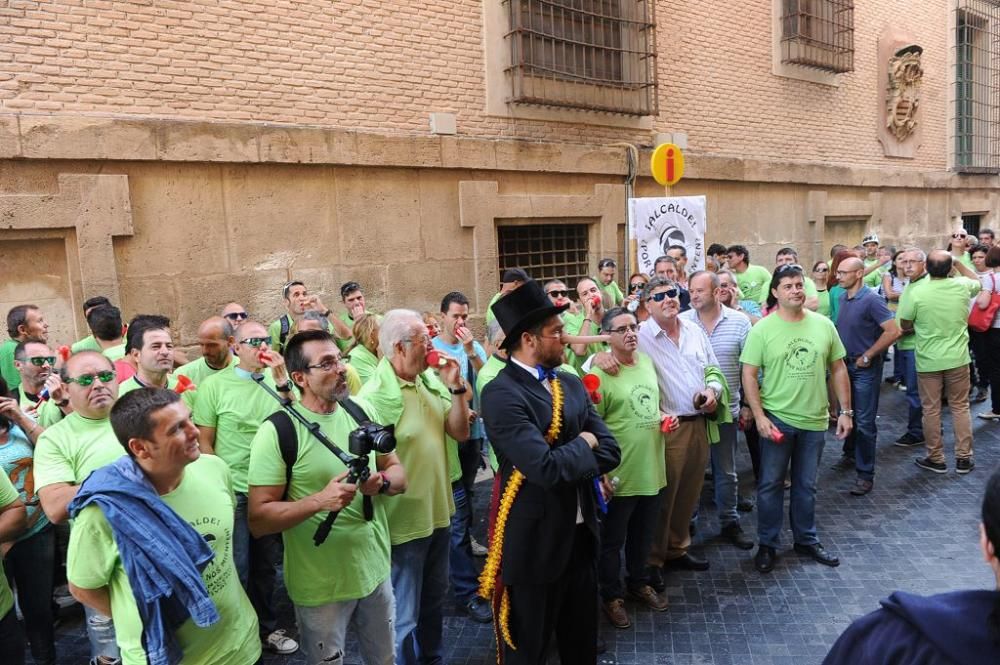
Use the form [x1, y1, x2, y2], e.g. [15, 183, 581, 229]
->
[681, 270, 754, 548]
[358, 309, 470, 665]
[893, 248, 927, 447]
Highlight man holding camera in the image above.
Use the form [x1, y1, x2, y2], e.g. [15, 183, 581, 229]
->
[192, 319, 299, 656]
[358, 309, 470, 665]
[248, 329, 406, 665]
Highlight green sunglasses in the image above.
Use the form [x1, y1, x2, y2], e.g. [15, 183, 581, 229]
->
[28, 356, 56, 367]
[240, 336, 273, 348]
[65, 370, 116, 386]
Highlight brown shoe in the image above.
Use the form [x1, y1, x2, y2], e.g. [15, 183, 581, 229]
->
[602, 598, 630, 629]
[628, 584, 669, 612]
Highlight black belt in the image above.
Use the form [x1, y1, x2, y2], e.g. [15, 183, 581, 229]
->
[677, 414, 704, 423]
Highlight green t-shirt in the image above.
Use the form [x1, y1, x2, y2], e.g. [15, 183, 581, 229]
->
[740, 310, 846, 431]
[0, 472, 19, 617]
[247, 402, 391, 606]
[735, 264, 774, 305]
[267, 315, 294, 354]
[347, 345, 379, 385]
[896, 276, 980, 372]
[102, 343, 127, 362]
[0, 339, 20, 391]
[816, 289, 831, 318]
[591, 353, 666, 497]
[894, 275, 926, 351]
[34, 412, 123, 490]
[863, 258, 887, 288]
[359, 368, 454, 546]
[119, 374, 196, 409]
[67, 455, 260, 665]
[485, 292, 502, 325]
[192, 367, 281, 493]
[71, 335, 102, 353]
[598, 281, 625, 307]
[176, 355, 235, 388]
[564, 313, 608, 374]
[16, 386, 64, 428]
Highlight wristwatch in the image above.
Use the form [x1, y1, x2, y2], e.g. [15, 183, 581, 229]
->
[276, 380, 293, 393]
[839, 409, 855, 417]
[378, 475, 391, 495]
[448, 383, 468, 395]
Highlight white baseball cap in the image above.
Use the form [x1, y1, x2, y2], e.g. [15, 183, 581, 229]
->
[862, 233, 880, 245]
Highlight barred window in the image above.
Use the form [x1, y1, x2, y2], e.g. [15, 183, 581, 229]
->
[780, 0, 854, 73]
[954, 0, 1000, 173]
[497, 223, 590, 289]
[505, 0, 658, 116]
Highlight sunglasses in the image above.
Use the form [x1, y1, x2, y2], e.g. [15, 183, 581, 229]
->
[224, 311, 249, 321]
[547, 290, 569, 298]
[953, 233, 968, 239]
[608, 324, 639, 335]
[65, 370, 116, 386]
[775, 264, 804, 274]
[28, 356, 56, 367]
[630, 283, 646, 292]
[814, 267, 829, 273]
[240, 336, 272, 348]
[649, 289, 679, 302]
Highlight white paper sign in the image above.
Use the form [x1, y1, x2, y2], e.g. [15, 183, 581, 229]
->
[628, 196, 707, 276]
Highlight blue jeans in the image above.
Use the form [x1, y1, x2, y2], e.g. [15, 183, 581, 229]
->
[891, 344, 905, 382]
[234, 492, 279, 637]
[846, 358, 883, 481]
[4, 526, 56, 665]
[756, 413, 826, 549]
[391, 527, 449, 665]
[448, 482, 479, 604]
[294, 578, 395, 665]
[84, 605, 120, 664]
[897, 349, 924, 438]
[710, 422, 740, 527]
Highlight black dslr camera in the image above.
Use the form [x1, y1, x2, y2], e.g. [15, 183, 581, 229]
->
[348, 422, 396, 457]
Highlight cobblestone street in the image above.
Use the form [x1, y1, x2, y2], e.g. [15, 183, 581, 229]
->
[42, 377, 997, 665]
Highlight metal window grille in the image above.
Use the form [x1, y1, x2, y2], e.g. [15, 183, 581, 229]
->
[497, 224, 591, 289]
[780, 0, 854, 73]
[953, 0, 1000, 173]
[505, 0, 658, 116]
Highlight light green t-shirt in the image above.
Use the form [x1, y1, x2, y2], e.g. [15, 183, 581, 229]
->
[72, 335, 102, 353]
[816, 289, 831, 318]
[896, 276, 980, 372]
[591, 353, 666, 497]
[101, 343, 127, 362]
[564, 313, 609, 373]
[863, 258, 887, 288]
[192, 367, 281, 493]
[176, 355, 235, 388]
[118, 374, 196, 409]
[247, 402, 391, 606]
[0, 472, 19, 617]
[370, 376, 454, 546]
[894, 275, 927, 351]
[67, 455, 260, 665]
[598, 281, 625, 307]
[17, 386, 64, 428]
[735, 264, 774, 305]
[347, 345, 379, 385]
[485, 292, 502, 325]
[0, 339, 20, 392]
[34, 412, 123, 490]
[740, 310, 846, 431]
[267, 315, 294, 354]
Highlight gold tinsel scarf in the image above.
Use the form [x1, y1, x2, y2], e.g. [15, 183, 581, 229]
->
[478, 377, 564, 662]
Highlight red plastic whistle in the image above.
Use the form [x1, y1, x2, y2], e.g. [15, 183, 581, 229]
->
[174, 375, 195, 395]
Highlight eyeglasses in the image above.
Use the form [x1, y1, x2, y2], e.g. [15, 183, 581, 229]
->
[814, 268, 829, 273]
[404, 334, 432, 346]
[546, 290, 569, 298]
[65, 370, 116, 386]
[28, 356, 56, 367]
[649, 289, 679, 302]
[224, 311, 249, 321]
[240, 336, 272, 347]
[608, 324, 639, 335]
[306, 358, 343, 372]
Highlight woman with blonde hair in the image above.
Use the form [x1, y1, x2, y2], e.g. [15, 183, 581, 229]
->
[347, 314, 380, 385]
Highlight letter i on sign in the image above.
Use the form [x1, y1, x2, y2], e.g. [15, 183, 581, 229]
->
[666, 148, 675, 184]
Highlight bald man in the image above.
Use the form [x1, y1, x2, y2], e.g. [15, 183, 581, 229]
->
[222, 302, 250, 326]
[831, 257, 897, 495]
[175, 316, 236, 390]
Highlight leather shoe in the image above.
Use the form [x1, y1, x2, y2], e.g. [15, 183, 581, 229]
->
[663, 552, 709, 571]
[465, 596, 493, 623]
[754, 545, 776, 573]
[850, 478, 873, 496]
[602, 598, 630, 629]
[647, 566, 666, 593]
[793, 542, 840, 567]
[628, 584, 669, 612]
[721, 523, 755, 550]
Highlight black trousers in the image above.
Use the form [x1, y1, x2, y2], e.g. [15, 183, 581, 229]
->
[0, 606, 25, 665]
[504, 525, 598, 665]
[598, 493, 662, 601]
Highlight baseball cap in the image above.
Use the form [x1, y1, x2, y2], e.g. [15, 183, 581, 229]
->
[862, 233, 880, 245]
[501, 268, 530, 284]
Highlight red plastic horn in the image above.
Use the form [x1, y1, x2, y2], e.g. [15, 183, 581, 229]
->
[174, 375, 195, 394]
[770, 426, 785, 444]
[582, 373, 601, 392]
[426, 350, 446, 367]
[57, 345, 71, 362]
[258, 350, 273, 364]
[591, 296, 602, 308]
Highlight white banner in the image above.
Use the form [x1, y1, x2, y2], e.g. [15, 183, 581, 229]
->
[628, 196, 707, 277]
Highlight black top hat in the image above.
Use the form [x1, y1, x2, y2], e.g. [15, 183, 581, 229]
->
[491, 280, 569, 351]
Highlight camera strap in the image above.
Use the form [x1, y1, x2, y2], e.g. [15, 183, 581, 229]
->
[337, 397, 372, 426]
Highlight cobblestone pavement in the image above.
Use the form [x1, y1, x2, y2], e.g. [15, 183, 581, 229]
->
[37, 376, 999, 664]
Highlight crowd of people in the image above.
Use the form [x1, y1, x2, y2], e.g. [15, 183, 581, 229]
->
[0, 228, 999, 665]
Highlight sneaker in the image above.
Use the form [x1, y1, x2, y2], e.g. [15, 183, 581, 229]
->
[897, 383, 907, 391]
[470, 536, 488, 557]
[914, 457, 947, 474]
[972, 388, 989, 404]
[956, 458, 975, 475]
[628, 584, 669, 612]
[53, 584, 78, 609]
[978, 411, 1000, 421]
[602, 598, 630, 629]
[884, 377, 900, 386]
[264, 629, 299, 655]
[894, 433, 924, 447]
[737, 495, 755, 512]
[465, 596, 493, 623]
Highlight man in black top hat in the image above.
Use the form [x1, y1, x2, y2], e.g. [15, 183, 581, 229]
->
[481, 280, 620, 665]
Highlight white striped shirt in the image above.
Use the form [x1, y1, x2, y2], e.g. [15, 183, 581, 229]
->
[638, 317, 722, 417]
[680, 306, 751, 417]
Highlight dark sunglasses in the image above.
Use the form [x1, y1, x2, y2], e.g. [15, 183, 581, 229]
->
[630, 283, 646, 292]
[547, 290, 569, 298]
[65, 370, 116, 386]
[224, 311, 249, 321]
[240, 336, 272, 348]
[649, 289, 679, 302]
[953, 233, 968, 239]
[28, 356, 56, 367]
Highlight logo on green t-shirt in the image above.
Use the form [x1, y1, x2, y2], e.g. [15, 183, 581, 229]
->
[784, 337, 820, 375]
[628, 384, 659, 423]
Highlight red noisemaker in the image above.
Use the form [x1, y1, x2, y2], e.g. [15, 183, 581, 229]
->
[591, 296, 602, 309]
[770, 426, 785, 443]
[174, 375, 195, 395]
[57, 345, 71, 362]
[425, 350, 447, 367]
[582, 373, 602, 404]
[258, 350, 273, 364]
[661, 415, 678, 433]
